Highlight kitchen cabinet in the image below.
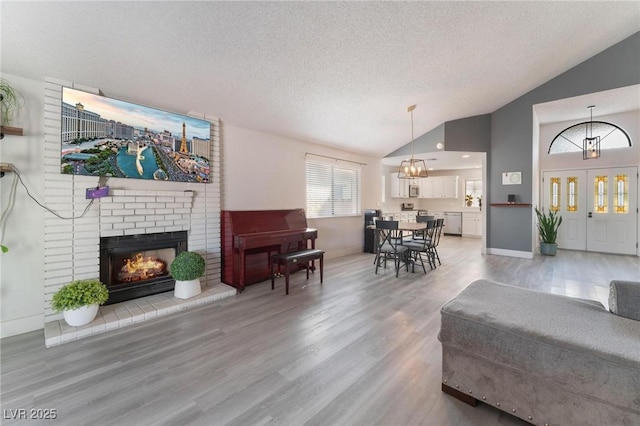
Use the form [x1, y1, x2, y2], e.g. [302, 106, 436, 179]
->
[382, 210, 418, 223]
[419, 178, 435, 198]
[441, 176, 458, 198]
[462, 212, 482, 237]
[389, 173, 410, 198]
[384, 211, 417, 223]
[419, 176, 458, 198]
[404, 211, 417, 223]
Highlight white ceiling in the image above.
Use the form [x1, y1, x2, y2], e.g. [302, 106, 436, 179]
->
[1, 2, 639, 158]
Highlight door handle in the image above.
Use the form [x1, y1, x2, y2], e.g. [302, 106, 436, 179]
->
[588, 212, 593, 218]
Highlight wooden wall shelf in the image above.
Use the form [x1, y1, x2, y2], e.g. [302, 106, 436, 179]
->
[1, 126, 24, 137]
[490, 203, 532, 207]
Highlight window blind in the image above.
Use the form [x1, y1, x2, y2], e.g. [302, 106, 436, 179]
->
[306, 158, 361, 218]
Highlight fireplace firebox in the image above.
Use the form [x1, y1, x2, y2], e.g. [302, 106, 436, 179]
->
[100, 231, 188, 305]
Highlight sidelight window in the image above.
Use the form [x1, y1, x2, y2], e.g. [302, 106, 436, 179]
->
[614, 174, 629, 214]
[594, 176, 608, 213]
[550, 177, 560, 212]
[566, 177, 578, 212]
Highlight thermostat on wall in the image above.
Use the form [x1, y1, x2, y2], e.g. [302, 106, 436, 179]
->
[502, 172, 521, 185]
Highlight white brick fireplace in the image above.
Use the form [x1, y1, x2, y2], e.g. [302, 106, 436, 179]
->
[42, 78, 232, 346]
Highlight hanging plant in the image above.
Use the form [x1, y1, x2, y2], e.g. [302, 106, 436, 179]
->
[0, 78, 20, 126]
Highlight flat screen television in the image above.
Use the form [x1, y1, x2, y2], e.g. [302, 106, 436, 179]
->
[60, 87, 211, 183]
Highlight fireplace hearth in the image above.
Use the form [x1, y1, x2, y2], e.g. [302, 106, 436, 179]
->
[100, 231, 188, 304]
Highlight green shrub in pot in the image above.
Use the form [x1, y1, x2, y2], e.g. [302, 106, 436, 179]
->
[171, 251, 205, 299]
[51, 279, 109, 312]
[170, 251, 206, 281]
[51, 279, 109, 326]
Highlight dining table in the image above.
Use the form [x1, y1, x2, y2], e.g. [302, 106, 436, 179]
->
[366, 222, 426, 231]
[369, 221, 428, 273]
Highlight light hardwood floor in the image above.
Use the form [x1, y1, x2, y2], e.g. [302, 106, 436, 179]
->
[2, 237, 639, 425]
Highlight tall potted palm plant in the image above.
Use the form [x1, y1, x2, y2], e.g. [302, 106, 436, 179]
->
[534, 207, 563, 256]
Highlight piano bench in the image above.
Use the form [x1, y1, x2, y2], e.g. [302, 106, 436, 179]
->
[271, 249, 325, 295]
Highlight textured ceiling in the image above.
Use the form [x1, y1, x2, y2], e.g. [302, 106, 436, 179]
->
[1, 1, 639, 157]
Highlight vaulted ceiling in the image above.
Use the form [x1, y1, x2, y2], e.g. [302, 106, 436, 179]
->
[2, 1, 639, 157]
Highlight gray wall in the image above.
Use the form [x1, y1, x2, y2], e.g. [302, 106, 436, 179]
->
[444, 114, 491, 152]
[488, 31, 640, 252]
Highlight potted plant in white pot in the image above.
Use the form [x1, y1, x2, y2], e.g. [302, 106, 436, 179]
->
[534, 207, 563, 256]
[170, 251, 205, 299]
[51, 279, 109, 326]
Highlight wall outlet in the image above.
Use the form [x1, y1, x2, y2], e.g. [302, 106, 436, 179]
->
[86, 186, 109, 199]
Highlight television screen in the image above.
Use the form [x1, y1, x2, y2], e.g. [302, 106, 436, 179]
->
[61, 87, 211, 183]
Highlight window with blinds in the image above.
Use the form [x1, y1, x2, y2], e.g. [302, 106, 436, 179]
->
[306, 158, 361, 218]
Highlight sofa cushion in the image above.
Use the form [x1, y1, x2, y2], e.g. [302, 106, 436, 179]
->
[609, 280, 640, 321]
[440, 279, 640, 412]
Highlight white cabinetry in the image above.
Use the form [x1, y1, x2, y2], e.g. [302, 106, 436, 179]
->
[462, 212, 482, 237]
[389, 173, 410, 198]
[385, 211, 418, 223]
[419, 178, 435, 198]
[419, 176, 458, 198]
[405, 211, 417, 223]
[441, 176, 458, 198]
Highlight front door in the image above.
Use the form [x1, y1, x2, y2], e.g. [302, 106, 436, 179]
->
[542, 170, 587, 250]
[542, 167, 637, 255]
[585, 167, 637, 255]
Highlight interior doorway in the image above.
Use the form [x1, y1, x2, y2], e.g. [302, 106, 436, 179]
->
[542, 167, 638, 255]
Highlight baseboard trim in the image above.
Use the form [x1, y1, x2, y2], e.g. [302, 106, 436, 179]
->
[1, 314, 44, 338]
[325, 247, 362, 260]
[486, 248, 534, 259]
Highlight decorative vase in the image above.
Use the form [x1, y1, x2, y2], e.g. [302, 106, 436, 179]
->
[63, 304, 99, 327]
[174, 278, 202, 299]
[540, 242, 558, 256]
[466, 201, 472, 206]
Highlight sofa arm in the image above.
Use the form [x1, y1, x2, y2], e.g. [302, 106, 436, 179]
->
[609, 280, 640, 321]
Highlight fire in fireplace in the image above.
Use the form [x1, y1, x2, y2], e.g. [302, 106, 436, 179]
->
[117, 252, 168, 283]
[100, 231, 188, 305]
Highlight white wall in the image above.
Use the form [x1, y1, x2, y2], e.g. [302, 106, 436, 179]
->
[222, 124, 382, 259]
[0, 73, 46, 337]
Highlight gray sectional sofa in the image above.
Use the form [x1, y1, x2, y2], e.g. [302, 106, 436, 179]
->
[439, 279, 640, 426]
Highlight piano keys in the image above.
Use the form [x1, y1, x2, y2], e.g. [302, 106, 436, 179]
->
[221, 209, 318, 291]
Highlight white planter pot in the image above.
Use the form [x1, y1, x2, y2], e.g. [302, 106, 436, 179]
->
[174, 278, 202, 299]
[63, 304, 99, 327]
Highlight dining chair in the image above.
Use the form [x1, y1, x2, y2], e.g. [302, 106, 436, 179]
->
[374, 220, 409, 277]
[429, 218, 445, 266]
[407, 215, 435, 242]
[403, 219, 437, 273]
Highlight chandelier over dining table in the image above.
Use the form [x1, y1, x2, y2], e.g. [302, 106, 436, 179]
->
[398, 104, 428, 179]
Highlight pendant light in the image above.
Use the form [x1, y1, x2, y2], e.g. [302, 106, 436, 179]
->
[583, 105, 600, 160]
[398, 104, 428, 179]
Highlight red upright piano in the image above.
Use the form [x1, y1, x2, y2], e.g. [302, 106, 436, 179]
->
[221, 209, 318, 292]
